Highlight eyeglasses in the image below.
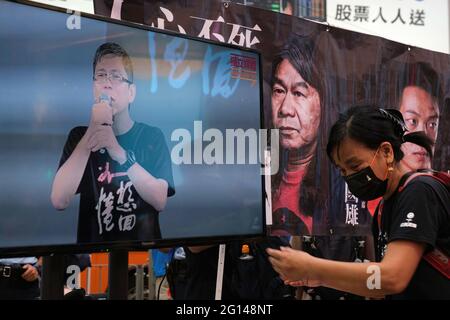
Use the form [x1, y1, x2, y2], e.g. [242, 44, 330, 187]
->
[93, 72, 132, 85]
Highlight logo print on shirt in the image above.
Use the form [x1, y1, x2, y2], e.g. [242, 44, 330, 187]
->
[400, 212, 417, 229]
[98, 162, 127, 184]
[96, 162, 137, 235]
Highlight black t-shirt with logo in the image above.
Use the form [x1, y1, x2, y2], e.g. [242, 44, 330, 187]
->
[373, 175, 450, 299]
[58, 122, 175, 244]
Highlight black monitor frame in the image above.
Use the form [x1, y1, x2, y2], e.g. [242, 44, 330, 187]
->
[0, 0, 267, 257]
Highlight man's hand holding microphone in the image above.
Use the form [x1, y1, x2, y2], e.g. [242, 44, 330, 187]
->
[82, 94, 126, 165]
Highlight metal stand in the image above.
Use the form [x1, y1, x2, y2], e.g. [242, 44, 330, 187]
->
[108, 250, 128, 300]
[147, 250, 156, 300]
[214, 244, 226, 300]
[264, 150, 273, 226]
[135, 265, 145, 300]
[41, 255, 65, 300]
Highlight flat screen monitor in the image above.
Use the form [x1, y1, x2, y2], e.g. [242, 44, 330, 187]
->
[0, 0, 265, 256]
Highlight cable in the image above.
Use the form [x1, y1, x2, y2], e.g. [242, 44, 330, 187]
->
[156, 273, 166, 300]
[156, 249, 176, 300]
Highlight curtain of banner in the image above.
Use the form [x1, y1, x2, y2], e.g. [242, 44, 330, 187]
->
[93, 0, 450, 239]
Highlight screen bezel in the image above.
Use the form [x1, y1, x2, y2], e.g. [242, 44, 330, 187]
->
[0, 0, 267, 257]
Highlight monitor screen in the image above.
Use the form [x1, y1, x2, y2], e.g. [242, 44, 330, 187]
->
[0, 0, 265, 255]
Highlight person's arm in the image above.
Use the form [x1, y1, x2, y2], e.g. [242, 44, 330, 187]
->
[108, 144, 168, 212]
[126, 127, 174, 212]
[123, 128, 174, 212]
[126, 163, 168, 212]
[51, 102, 112, 210]
[268, 240, 425, 299]
[51, 131, 92, 210]
[22, 264, 39, 282]
[87, 124, 170, 212]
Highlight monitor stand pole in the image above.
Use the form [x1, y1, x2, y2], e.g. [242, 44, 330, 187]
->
[108, 249, 129, 300]
[215, 244, 226, 300]
[41, 255, 65, 300]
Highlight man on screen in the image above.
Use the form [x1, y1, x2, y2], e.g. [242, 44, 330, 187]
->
[270, 35, 326, 236]
[396, 62, 442, 171]
[51, 42, 175, 243]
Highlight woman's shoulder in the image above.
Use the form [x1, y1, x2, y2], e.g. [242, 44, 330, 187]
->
[395, 174, 450, 213]
[405, 174, 448, 195]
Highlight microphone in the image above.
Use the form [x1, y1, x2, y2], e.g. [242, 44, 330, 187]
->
[99, 93, 111, 107]
[98, 93, 112, 154]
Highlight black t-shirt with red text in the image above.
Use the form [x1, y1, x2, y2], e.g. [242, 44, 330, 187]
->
[373, 175, 450, 299]
[58, 122, 175, 244]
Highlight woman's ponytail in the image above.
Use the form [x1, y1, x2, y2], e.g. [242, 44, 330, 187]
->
[403, 131, 434, 159]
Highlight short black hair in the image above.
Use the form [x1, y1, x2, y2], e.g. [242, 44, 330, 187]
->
[93, 42, 134, 82]
[271, 35, 323, 99]
[398, 62, 442, 111]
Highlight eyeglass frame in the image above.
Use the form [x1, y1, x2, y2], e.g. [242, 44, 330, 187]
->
[93, 71, 133, 85]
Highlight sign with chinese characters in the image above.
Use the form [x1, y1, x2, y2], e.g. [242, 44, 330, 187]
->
[344, 183, 365, 227]
[30, 0, 94, 13]
[327, 0, 449, 54]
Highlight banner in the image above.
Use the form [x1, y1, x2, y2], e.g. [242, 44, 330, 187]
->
[93, 0, 450, 240]
[30, 0, 94, 13]
[326, 0, 450, 54]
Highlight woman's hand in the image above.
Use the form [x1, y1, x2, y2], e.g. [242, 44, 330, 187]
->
[267, 246, 318, 284]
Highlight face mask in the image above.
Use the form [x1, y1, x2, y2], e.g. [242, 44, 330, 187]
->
[344, 148, 388, 201]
